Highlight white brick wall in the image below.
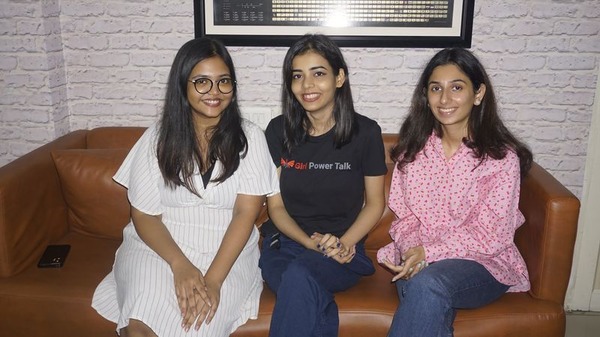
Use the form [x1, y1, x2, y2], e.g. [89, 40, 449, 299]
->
[0, 0, 598, 198]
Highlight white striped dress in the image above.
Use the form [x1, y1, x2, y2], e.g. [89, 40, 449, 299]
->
[92, 120, 278, 337]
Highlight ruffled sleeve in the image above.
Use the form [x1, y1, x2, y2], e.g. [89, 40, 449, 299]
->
[113, 124, 164, 216]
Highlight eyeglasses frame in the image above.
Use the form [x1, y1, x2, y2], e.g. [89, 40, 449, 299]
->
[189, 77, 236, 95]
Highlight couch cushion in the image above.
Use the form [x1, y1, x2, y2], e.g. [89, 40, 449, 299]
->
[0, 232, 120, 337]
[52, 148, 130, 240]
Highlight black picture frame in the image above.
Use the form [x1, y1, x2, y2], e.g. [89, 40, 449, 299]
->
[194, 0, 474, 48]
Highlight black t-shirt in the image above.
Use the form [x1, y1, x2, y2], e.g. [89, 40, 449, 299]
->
[265, 114, 387, 238]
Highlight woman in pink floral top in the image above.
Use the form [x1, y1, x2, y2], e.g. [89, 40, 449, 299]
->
[377, 48, 533, 337]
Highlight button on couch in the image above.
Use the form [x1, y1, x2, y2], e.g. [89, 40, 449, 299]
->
[0, 127, 580, 337]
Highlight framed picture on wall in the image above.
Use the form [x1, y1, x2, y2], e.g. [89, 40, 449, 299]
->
[194, 0, 475, 48]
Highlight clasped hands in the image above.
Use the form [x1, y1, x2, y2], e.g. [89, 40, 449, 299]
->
[310, 232, 356, 264]
[382, 246, 427, 282]
[170, 259, 221, 332]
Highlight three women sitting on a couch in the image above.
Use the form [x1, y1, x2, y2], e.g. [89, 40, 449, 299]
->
[92, 34, 531, 337]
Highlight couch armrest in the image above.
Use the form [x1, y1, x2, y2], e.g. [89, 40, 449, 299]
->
[517, 163, 580, 305]
[0, 130, 88, 277]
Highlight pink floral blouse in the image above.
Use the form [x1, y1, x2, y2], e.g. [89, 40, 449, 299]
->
[377, 134, 530, 292]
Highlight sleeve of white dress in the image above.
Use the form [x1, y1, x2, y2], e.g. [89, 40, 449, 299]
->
[237, 121, 279, 196]
[113, 124, 164, 216]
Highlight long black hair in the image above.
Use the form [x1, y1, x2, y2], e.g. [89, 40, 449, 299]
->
[157, 37, 247, 196]
[391, 48, 532, 177]
[281, 34, 356, 153]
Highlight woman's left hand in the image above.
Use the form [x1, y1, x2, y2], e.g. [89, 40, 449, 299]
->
[382, 245, 427, 282]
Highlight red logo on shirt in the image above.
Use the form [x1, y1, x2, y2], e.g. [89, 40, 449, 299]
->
[280, 158, 308, 170]
[281, 158, 295, 168]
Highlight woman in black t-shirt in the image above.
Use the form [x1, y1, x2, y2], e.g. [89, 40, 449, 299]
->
[259, 34, 387, 337]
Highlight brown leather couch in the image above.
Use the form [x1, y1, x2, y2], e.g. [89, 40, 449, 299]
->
[0, 127, 580, 337]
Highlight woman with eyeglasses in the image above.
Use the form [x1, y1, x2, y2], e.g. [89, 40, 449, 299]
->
[92, 37, 278, 337]
[258, 34, 387, 337]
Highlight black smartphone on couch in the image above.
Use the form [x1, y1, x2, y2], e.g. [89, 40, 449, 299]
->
[37, 244, 71, 268]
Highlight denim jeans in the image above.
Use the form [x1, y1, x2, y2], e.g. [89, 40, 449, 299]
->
[259, 235, 374, 337]
[387, 259, 509, 337]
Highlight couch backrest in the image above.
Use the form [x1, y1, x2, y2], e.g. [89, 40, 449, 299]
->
[50, 127, 580, 305]
[63, 127, 396, 247]
[51, 127, 147, 241]
[2, 125, 578, 305]
[86, 127, 147, 149]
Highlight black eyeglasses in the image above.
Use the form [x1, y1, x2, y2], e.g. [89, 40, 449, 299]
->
[189, 77, 235, 94]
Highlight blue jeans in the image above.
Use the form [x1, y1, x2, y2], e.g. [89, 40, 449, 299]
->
[387, 259, 509, 337]
[259, 235, 375, 337]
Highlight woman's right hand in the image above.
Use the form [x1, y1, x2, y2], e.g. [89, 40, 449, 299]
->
[130, 207, 212, 331]
[170, 258, 211, 331]
[310, 232, 356, 263]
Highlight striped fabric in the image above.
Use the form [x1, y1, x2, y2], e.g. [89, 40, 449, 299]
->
[92, 120, 278, 337]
